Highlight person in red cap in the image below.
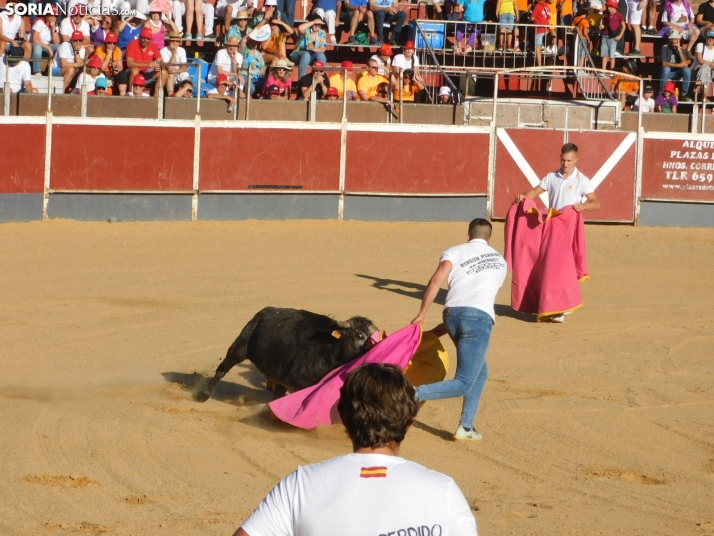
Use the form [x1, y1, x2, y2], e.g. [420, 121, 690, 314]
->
[127, 72, 149, 96]
[655, 80, 679, 112]
[325, 86, 339, 99]
[370, 42, 393, 76]
[392, 40, 420, 74]
[298, 59, 331, 100]
[30, 7, 60, 74]
[341, 0, 377, 45]
[59, 4, 91, 48]
[94, 32, 122, 79]
[266, 83, 283, 99]
[116, 27, 162, 96]
[369, 0, 407, 45]
[208, 73, 238, 111]
[73, 54, 108, 93]
[52, 30, 87, 91]
[599, 0, 625, 70]
[328, 60, 357, 99]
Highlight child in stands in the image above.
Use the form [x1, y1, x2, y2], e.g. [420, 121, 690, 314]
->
[572, 2, 591, 64]
[656, 80, 678, 112]
[634, 84, 656, 111]
[599, 0, 625, 70]
[531, 0, 551, 66]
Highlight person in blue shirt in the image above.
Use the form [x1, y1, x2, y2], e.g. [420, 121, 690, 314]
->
[454, 0, 484, 53]
[117, 12, 146, 52]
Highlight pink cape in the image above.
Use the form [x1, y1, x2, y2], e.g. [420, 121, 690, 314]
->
[504, 199, 589, 320]
[268, 324, 422, 429]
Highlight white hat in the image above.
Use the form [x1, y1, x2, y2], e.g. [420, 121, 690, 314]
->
[132, 10, 147, 20]
[438, 86, 451, 97]
[248, 24, 271, 42]
[265, 0, 278, 5]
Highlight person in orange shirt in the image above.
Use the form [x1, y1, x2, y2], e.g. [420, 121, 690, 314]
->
[93, 31, 122, 79]
[558, 0, 573, 25]
[357, 58, 389, 100]
[393, 68, 424, 101]
[328, 60, 358, 99]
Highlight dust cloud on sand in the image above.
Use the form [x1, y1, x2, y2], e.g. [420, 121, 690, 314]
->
[1, 220, 713, 536]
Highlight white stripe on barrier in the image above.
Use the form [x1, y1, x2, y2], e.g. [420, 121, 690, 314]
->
[496, 128, 550, 207]
[590, 133, 637, 190]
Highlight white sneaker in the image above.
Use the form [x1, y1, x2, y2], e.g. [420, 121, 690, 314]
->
[550, 314, 565, 323]
[329, 35, 337, 44]
[454, 425, 482, 441]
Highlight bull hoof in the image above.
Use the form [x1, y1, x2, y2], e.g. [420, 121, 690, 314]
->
[193, 390, 212, 403]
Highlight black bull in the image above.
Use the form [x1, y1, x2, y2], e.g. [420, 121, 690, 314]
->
[194, 307, 379, 402]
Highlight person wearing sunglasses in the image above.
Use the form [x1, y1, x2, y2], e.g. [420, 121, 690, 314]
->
[262, 58, 292, 98]
[297, 59, 330, 100]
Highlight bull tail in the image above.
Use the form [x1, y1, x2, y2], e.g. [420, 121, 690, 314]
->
[193, 315, 257, 403]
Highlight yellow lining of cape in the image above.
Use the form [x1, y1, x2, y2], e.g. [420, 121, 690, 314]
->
[536, 303, 583, 322]
[579, 275, 591, 283]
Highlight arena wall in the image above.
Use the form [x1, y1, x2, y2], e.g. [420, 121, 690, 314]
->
[0, 115, 712, 227]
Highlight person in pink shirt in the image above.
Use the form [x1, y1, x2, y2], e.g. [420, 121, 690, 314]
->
[261, 58, 292, 98]
[145, 7, 179, 50]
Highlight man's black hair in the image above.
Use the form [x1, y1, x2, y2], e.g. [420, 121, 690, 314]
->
[468, 218, 492, 240]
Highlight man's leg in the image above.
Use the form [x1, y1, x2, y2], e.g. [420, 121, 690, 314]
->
[387, 10, 407, 43]
[682, 67, 691, 94]
[373, 9, 386, 41]
[414, 309, 492, 415]
[659, 65, 672, 90]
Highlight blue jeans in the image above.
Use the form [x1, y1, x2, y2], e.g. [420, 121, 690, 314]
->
[278, 0, 296, 27]
[32, 43, 58, 74]
[660, 66, 691, 95]
[415, 307, 494, 429]
[373, 9, 407, 40]
[601, 35, 617, 58]
[290, 50, 327, 79]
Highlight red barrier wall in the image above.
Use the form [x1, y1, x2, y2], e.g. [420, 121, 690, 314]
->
[199, 127, 341, 191]
[50, 125, 194, 190]
[345, 131, 489, 193]
[568, 132, 636, 222]
[493, 129, 565, 218]
[0, 124, 46, 193]
[641, 138, 714, 202]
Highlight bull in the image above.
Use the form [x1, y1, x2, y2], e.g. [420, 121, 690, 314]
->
[194, 307, 379, 402]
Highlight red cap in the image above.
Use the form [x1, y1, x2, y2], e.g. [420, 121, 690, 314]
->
[404, 40, 415, 49]
[71, 30, 84, 41]
[312, 61, 325, 69]
[605, 0, 618, 8]
[140, 27, 153, 38]
[86, 55, 103, 68]
[104, 31, 118, 43]
[341, 60, 353, 70]
[663, 81, 676, 93]
[377, 43, 393, 56]
[216, 73, 229, 84]
[133, 73, 146, 86]
[326, 87, 338, 96]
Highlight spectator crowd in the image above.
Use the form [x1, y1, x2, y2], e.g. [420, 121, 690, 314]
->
[1, 0, 713, 111]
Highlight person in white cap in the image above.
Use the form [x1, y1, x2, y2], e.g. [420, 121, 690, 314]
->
[438, 85, 452, 104]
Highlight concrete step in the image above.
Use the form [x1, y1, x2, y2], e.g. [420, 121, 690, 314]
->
[30, 74, 65, 94]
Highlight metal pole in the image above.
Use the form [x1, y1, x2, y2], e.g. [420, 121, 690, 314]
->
[80, 76, 88, 118]
[192, 112, 201, 221]
[4, 81, 10, 116]
[703, 85, 708, 133]
[634, 79, 644, 226]
[341, 68, 347, 122]
[246, 65, 252, 121]
[47, 60, 53, 113]
[157, 68, 164, 119]
[196, 69, 202, 116]
[310, 74, 316, 122]
[43, 108, 53, 221]
[486, 72, 499, 220]
[399, 70, 403, 124]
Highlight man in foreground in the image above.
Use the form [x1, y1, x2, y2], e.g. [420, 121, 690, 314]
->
[411, 218, 507, 441]
[513, 143, 600, 323]
[233, 363, 478, 536]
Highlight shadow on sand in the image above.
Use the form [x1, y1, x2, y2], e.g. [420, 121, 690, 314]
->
[356, 274, 534, 322]
[161, 370, 273, 407]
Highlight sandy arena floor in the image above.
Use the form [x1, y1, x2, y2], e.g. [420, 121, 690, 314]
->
[1, 220, 713, 536]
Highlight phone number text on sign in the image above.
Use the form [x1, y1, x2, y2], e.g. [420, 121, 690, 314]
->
[660, 140, 714, 182]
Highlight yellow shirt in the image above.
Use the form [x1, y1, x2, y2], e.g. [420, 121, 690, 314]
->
[498, 0, 516, 16]
[328, 73, 358, 99]
[394, 82, 418, 102]
[357, 73, 388, 99]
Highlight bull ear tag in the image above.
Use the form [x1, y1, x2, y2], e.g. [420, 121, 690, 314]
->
[331, 330, 342, 339]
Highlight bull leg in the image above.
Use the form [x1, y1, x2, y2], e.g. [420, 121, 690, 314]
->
[266, 379, 287, 399]
[194, 317, 256, 402]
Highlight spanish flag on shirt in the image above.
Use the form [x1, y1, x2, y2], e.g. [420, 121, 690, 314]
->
[360, 466, 387, 478]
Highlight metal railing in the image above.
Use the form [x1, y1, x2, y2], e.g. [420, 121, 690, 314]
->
[573, 33, 614, 101]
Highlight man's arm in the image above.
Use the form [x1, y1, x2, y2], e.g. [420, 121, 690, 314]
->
[574, 191, 600, 212]
[411, 260, 452, 325]
[516, 185, 546, 202]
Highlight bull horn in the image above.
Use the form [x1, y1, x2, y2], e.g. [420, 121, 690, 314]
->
[335, 320, 350, 329]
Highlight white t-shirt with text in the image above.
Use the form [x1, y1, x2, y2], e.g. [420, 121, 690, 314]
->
[440, 238, 507, 322]
[539, 167, 595, 210]
[59, 18, 90, 38]
[661, 1, 694, 23]
[241, 453, 478, 536]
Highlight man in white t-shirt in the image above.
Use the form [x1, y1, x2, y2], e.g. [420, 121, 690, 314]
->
[208, 36, 243, 85]
[411, 218, 507, 441]
[160, 32, 189, 94]
[0, 49, 37, 93]
[52, 30, 87, 91]
[234, 364, 478, 536]
[59, 7, 92, 46]
[0, 6, 32, 58]
[516, 143, 601, 322]
[634, 85, 655, 112]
